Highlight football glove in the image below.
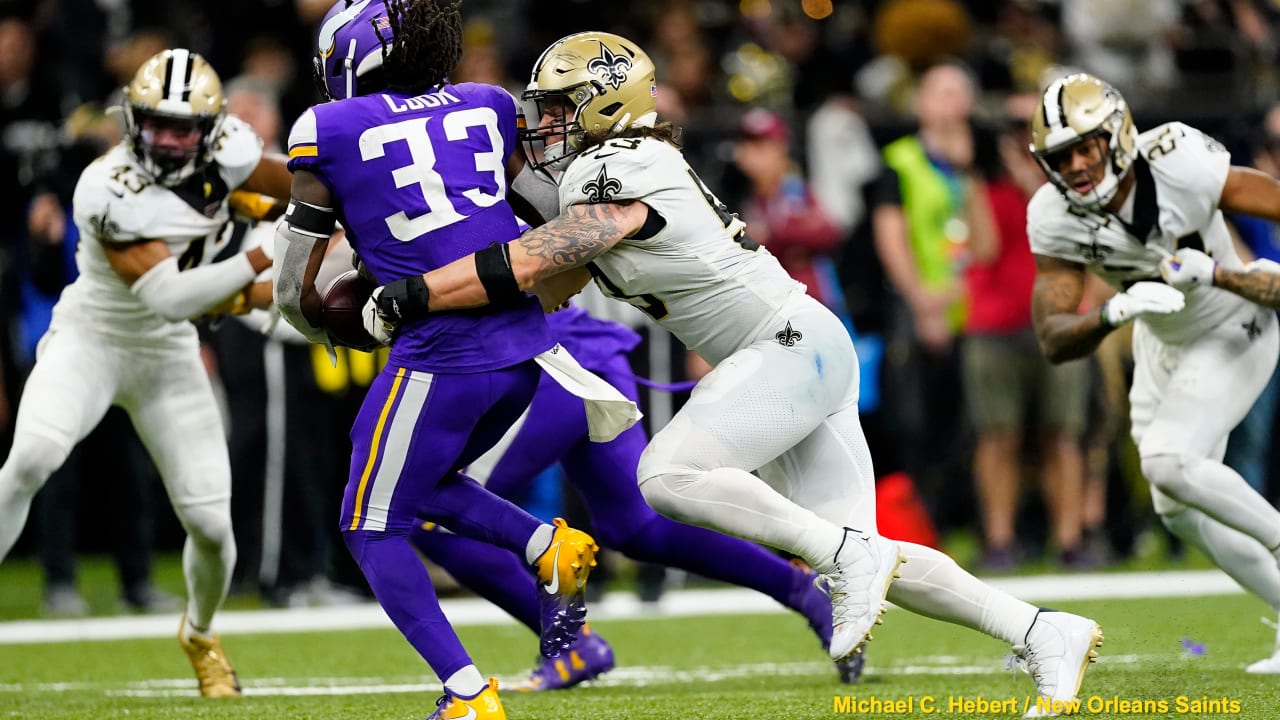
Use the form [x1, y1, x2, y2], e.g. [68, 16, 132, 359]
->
[1101, 281, 1186, 327]
[361, 289, 394, 346]
[361, 277, 429, 346]
[1159, 248, 1215, 289]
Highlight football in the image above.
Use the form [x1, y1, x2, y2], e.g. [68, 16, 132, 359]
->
[320, 270, 381, 351]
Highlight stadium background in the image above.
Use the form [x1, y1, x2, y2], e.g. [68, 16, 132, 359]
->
[3, 0, 1280, 609]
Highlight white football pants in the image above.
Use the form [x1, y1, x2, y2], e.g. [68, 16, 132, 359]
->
[0, 321, 235, 628]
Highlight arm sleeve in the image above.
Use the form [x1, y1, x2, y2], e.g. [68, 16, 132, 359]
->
[272, 220, 330, 344]
[130, 254, 256, 321]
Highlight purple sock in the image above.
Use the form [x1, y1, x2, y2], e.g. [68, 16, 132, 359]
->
[343, 530, 473, 680]
[419, 474, 543, 556]
[409, 524, 541, 633]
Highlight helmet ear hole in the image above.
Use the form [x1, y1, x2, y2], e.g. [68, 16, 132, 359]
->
[598, 102, 623, 116]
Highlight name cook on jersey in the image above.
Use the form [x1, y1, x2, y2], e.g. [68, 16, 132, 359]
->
[381, 88, 463, 113]
[831, 694, 1244, 715]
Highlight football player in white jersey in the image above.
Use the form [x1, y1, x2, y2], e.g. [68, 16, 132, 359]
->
[0, 49, 291, 695]
[1027, 73, 1280, 674]
[364, 31, 1104, 710]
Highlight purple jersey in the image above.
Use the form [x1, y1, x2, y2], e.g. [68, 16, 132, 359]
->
[288, 82, 553, 372]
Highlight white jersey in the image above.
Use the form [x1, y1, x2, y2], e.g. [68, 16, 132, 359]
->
[1028, 121, 1249, 345]
[57, 115, 263, 342]
[559, 136, 805, 365]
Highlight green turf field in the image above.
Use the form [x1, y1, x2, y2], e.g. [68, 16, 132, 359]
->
[1, 590, 1275, 719]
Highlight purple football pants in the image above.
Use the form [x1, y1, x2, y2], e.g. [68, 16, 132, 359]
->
[342, 361, 547, 682]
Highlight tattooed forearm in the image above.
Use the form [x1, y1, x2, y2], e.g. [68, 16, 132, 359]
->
[1030, 265, 1112, 363]
[514, 203, 630, 283]
[1215, 267, 1280, 310]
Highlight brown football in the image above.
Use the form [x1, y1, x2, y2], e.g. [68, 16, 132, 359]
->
[320, 270, 381, 351]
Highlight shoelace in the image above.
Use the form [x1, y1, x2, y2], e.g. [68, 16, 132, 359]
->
[813, 572, 860, 626]
[1007, 645, 1053, 695]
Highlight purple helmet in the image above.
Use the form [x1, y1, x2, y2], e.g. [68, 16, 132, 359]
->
[312, 0, 394, 101]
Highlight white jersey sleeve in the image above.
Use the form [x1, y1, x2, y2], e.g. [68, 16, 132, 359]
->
[212, 114, 264, 190]
[557, 137, 803, 364]
[71, 156, 157, 245]
[1141, 122, 1231, 240]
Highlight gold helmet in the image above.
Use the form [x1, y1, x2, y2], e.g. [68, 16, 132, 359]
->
[122, 48, 227, 186]
[522, 31, 657, 171]
[1030, 73, 1138, 210]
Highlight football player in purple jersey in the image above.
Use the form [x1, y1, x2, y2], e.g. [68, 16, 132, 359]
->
[273, 2, 615, 718]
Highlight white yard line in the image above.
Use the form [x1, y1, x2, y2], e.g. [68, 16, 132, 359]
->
[2, 656, 1169, 697]
[0, 568, 1242, 645]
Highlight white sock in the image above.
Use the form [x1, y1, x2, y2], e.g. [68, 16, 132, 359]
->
[444, 665, 486, 698]
[639, 466, 846, 570]
[887, 542, 1040, 646]
[524, 524, 555, 566]
[1162, 509, 1280, 611]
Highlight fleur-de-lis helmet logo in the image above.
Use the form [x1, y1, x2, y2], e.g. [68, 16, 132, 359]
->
[587, 42, 632, 90]
[582, 165, 622, 203]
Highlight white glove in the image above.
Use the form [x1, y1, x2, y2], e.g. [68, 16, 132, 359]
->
[1159, 248, 1215, 288]
[1246, 257, 1280, 274]
[361, 287, 395, 346]
[1101, 281, 1186, 327]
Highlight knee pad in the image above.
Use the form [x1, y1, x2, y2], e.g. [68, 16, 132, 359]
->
[177, 500, 234, 549]
[2, 433, 69, 494]
[1140, 452, 1194, 500]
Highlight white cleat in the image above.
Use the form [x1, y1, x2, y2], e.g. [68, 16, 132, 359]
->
[1245, 615, 1280, 674]
[819, 529, 904, 662]
[1013, 609, 1103, 717]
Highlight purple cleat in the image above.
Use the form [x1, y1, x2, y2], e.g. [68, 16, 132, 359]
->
[790, 559, 865, 684]
[512, 625, 615, 692]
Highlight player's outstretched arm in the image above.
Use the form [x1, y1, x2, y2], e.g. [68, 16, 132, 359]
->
[361, 201, 649, 340]
[106, 238, 271, 322]
[1031, 254, 1116, 364]
[1213, 262, 1280, 308]
[423, 200, 648, 311]
[1164, 247, 1280, 309]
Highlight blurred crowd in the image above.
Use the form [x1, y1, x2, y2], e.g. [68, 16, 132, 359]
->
[4, 0, 1280, 615]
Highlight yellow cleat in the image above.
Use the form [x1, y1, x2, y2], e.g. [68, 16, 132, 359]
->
[178, 615, 242, 698]
[427, 677, 505, 719]
[531, 518, 599, 657]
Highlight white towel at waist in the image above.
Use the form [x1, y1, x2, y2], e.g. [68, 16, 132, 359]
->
[535, 344, 642, 442]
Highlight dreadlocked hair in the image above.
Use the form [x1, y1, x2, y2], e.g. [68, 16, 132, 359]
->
[381, 0, 463, 92]
[581, 121, 682, 151]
